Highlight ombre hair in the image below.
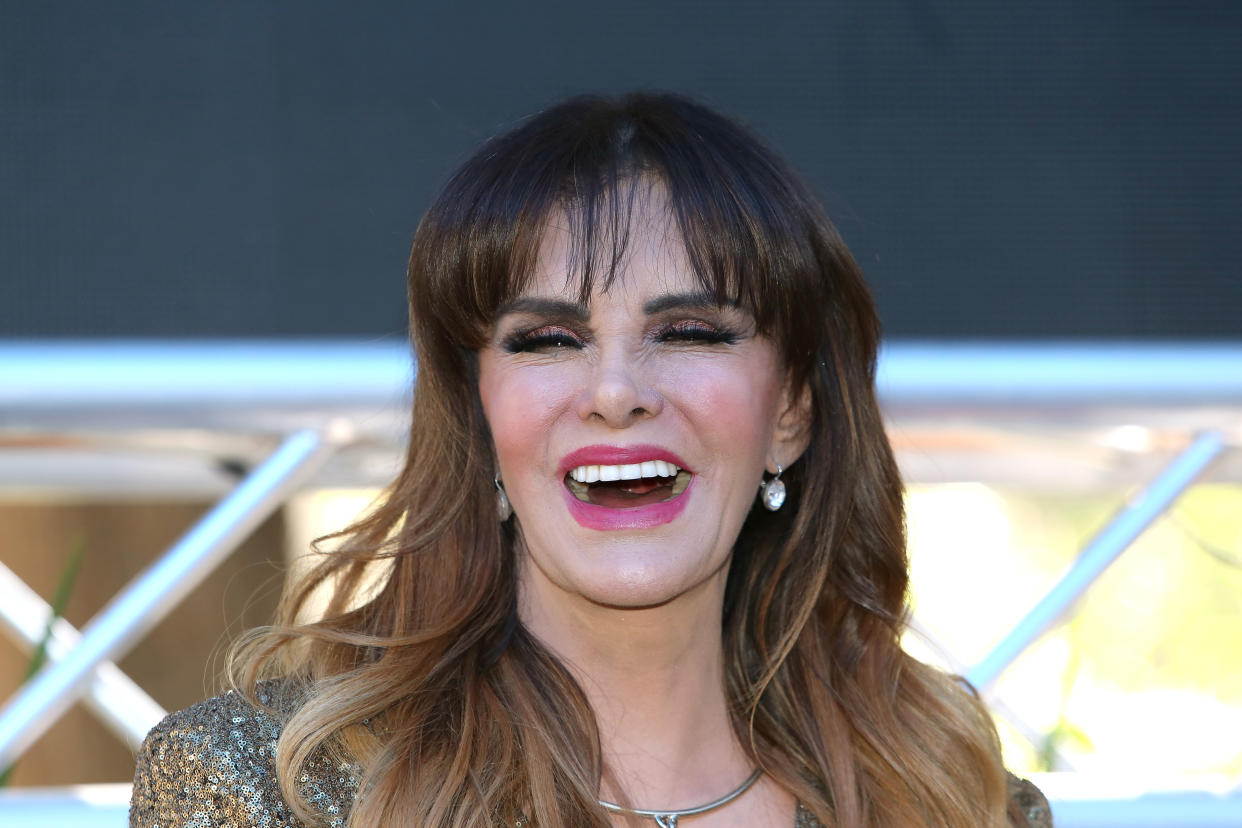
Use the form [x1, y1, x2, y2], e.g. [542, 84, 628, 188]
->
[233, 92, 1017, 826]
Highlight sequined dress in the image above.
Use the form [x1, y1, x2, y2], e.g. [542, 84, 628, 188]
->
[129, 688, 1051, 827]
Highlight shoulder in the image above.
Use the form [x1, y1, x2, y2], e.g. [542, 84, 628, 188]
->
[1007, 772, 1053, 827]
[129, 683, 359, 828]
[792, 773, 1052, 827]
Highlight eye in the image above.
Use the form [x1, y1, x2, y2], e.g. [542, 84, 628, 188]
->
[503, 324, 585, 353]
[656, 320, 740, 346]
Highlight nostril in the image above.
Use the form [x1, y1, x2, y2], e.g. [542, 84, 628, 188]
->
[577, 370, 662, 425]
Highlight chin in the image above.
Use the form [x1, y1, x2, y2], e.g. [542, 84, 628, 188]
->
[579, 580, 685, 610]
[514, 516, 735, 613]
[567, 548, 729, 610]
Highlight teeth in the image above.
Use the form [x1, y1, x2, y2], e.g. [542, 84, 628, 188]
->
[567, 461, 681, 483]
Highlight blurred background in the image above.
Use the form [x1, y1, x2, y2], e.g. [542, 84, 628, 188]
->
[1, 2, 1239, 825]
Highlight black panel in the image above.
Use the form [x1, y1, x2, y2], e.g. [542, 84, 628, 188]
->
[3, 1, 1240, 338]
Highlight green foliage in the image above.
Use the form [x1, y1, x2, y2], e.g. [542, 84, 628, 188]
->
[0, 536, 85, 787]
[910, 482, 1242, 778]
[1034, 626, 1093, 771]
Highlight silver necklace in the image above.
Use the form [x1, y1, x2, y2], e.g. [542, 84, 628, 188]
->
[597, 768, 763, 827]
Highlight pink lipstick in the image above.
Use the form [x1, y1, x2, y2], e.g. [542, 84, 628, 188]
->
[558, 444, 694, 531]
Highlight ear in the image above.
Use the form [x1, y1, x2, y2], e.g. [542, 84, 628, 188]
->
[767, 379, 812, 473]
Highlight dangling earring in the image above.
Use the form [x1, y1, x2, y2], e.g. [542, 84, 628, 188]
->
[494, 476, 513, 521]
[759, 464, 786, 511]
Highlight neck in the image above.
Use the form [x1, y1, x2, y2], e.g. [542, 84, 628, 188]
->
[517, 564, 755, 809]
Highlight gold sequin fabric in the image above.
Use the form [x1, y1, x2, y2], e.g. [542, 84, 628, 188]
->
[130, 689, 1050, 827]
[1008, 774, 1054, 827]
[793, 777, 1051, 828]
[794, 802, 819, 826]
[129, 686, 358, 828]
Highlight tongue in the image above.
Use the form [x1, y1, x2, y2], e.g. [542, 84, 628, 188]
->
[587, 479, 672, 508]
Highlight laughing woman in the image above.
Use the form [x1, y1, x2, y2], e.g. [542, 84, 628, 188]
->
[130, 93, 1051, 827]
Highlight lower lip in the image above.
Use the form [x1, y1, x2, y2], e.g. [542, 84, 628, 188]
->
[560, 476, 694, 531]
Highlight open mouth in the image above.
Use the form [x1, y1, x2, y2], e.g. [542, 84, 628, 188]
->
[564, 460, 692, 508]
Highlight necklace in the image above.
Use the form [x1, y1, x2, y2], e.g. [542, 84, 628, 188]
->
[597, 768, 763, 827]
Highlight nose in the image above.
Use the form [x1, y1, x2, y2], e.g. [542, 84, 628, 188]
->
[575, 351, 664, 427]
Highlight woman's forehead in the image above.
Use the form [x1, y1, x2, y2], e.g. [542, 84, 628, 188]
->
[525, 192, 695, 301]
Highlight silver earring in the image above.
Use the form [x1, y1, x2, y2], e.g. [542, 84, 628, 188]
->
[759, 464, 786, 511]
[494, 476, 513, 521]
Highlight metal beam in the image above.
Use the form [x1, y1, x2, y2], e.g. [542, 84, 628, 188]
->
[967, 431, 1226, 690]
[0, 563, 165, 749]
[0, 428, 339, 768]
[3, 340, 1241, 421]
[875, 342, 1242, 406]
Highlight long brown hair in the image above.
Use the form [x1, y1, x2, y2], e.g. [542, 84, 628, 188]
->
[233, 92, 1012, 826]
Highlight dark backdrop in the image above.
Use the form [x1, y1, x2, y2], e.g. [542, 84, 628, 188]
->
[3, 1, 1239, 339]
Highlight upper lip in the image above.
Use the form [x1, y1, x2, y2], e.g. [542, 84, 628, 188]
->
[558, 444, 691, 476]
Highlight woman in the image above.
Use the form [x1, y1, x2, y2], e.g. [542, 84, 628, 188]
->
[131, 92, 1051, 827]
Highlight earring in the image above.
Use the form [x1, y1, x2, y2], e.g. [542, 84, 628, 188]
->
[494, 476, 513, 521]
[759, 464, 786, 511]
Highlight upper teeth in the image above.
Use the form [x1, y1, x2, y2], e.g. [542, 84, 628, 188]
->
[569, 460, 681, 483]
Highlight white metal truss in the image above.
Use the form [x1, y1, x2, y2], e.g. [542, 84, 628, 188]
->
[0, 339, 1239, 827]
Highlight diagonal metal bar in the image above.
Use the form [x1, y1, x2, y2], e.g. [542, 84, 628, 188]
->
[967, 430, 1226, 691]
[0, 427, 339, 768]
[905, 615, 1077, 770]
[0, 562, 165, 749]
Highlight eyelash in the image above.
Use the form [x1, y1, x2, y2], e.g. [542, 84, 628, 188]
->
[502, 321, 740, 353]
[503, 326, 582, 353]
[658, 321, 740, 345]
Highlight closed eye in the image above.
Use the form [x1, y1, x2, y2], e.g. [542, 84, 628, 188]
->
[656, 321, 741, 345]
[503, 325, 585, 353]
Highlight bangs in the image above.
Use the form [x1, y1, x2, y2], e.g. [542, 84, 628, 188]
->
[409, 93, 829, 371]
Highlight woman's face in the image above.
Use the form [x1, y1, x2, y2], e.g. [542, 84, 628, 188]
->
[478, 197, 807, 612]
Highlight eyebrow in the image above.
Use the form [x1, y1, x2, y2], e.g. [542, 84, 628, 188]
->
[495, 297, 589, 321]
[642, 291, 736, 315]
[496, 291, 733, 320]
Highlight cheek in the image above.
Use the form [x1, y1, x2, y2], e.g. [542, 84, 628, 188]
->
[479, 366, 576, 467]
[671, 362, 783, 454]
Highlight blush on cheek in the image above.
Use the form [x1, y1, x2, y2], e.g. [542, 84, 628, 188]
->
[687, 371, 781, 446]
[482, 372, 576, 482]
